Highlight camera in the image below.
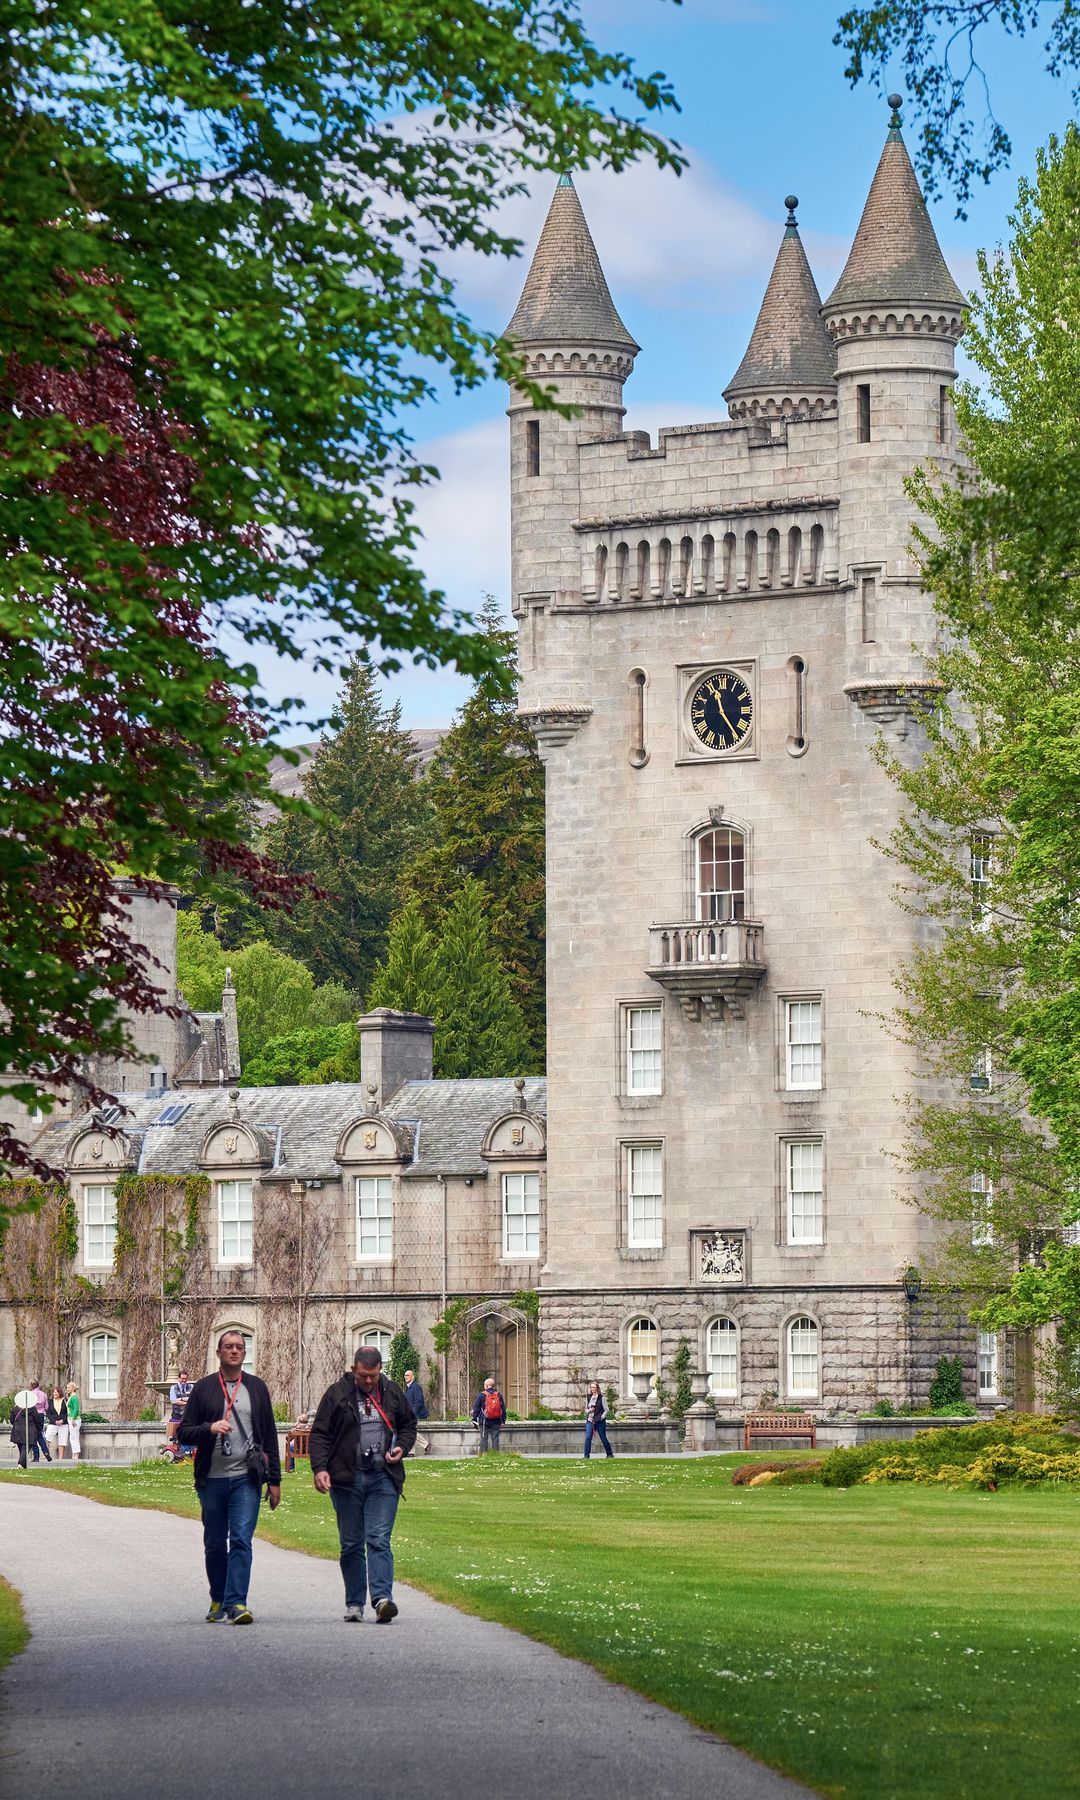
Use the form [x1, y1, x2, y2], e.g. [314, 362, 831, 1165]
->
[220, 1434, 232, 1458]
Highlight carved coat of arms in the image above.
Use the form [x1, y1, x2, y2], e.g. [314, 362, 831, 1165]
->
[699, 1231, 745, 1283]
[363, 1128, 378, 1151]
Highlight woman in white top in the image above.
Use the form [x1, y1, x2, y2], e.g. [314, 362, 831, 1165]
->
[45, 1386, 69, 1459]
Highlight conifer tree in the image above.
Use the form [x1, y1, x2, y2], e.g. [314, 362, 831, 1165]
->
[401, 597, 546, 1065]
[264, 659, 430, 997]
[432, 879, 531, 1080]
[367, 899, 439, 1015]
[879, 130, 1080, 1381]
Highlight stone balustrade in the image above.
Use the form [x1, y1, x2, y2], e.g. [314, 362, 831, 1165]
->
[577, 505, 840, 607]
[646, 920, 766, 1021]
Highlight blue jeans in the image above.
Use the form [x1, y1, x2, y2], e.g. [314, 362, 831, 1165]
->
[199, 1475, 262, 1609]
[329, 1468, 400, 1609]
[584, 1419, 613, 1458]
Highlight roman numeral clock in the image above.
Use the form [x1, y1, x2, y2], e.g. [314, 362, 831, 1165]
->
[679, 663, 757, 763]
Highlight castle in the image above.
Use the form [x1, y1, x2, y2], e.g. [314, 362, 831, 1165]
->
[0, 103, 1004, 1422]
[507, 98, 996, 1412]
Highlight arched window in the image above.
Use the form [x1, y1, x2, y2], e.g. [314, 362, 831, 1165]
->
[626, 1317, 658, 1395]
[706, 1318, 738, 1398]
[787, 1316, 819, 1397]
[356, 1326, 393, 1362]
[88, 1331, 119, 1400]
[696, 827, 745, 922]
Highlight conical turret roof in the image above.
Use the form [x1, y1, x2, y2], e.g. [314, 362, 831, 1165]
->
[505, 174, 638, 351]
[724, 199, 836, 409]
[824, 103, 965, 312]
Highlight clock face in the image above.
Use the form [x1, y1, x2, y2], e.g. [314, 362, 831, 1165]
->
[689, 670, 753, 752]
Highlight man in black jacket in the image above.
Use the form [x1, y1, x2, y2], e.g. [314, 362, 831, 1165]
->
[309, 1346, 417, 1624]
[178, 1330, 281, 1625]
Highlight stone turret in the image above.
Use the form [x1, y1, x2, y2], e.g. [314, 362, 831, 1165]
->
[724, 197, 836, 421]
[822, 96, 966, 689]
[506, 174, 638, 612]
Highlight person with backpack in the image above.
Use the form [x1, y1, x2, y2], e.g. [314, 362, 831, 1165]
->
[583, 1381, 614, 1459]
[471, 1376, 506, 1453]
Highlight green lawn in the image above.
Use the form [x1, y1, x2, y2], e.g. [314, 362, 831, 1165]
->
[0, 1576, 28, 1674]
[3, 1456, 1079, 1799]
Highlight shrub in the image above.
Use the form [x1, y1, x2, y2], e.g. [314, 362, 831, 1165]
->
[869, 1398, 896, 1417]
[138, 1405, 158, 1422]
[927, 1355, 965, 1411]
[758, 1462, 825, 1487]
[820, 1414, 1080, 1488]
[731, 1459, 800, 1487]
[0, 1393, 13, 1422]
[386, 1322, 422, 1388]
[273, 1401, 291, 1423]
[82, 1411, 108, 1423]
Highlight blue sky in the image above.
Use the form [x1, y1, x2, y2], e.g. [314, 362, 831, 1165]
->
[265, 0, 1074, 740]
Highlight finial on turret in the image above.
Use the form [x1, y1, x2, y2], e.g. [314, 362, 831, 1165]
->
[784, 194, 799, 235]
[557, 171, 574, 188]
[887, 92, 903, 130]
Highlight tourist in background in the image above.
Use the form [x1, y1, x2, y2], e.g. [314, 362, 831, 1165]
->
[45, 1385, 68, 1459]
[583, 1382, 614, 1460]
[310, 1345, 417, 1624]
[168, 1367, 193, 1446]
[8, 1400, 30, 1470]
[66, 1381, 82, 1461]
[403, 1369, 428, 1420]
[30, 1379, 50, 1464]
[471, 1377, 506, 1453]
[178, 1330, 281, 1625]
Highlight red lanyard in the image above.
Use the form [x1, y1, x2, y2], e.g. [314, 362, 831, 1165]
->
[218, 1372, 243, 1428]
[359, 1386, 394, 1435]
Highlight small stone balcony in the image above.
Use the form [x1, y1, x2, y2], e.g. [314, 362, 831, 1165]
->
[646, 919, 766, 1021]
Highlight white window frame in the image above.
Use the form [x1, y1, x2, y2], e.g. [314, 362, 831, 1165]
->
[786, 1139, 824, 1245]
[217, 1179, 253, 1265]
[971, 1172, 995, 1247]
[356, 1326, 392, 1362]
[626, 1143, 663, 1249]
[970, 1046, 992, 1093]
[502, 1170, 540, 1259]
[83, 1184, 117, 1267]
[787, 1316, 819, 1398]
[626, 1316, 659, 1396]
[706, 1317, 739, 1399]
[977, 1331, 999, 1398]
[356, 1175, 393, 1262]
[970, 834, 993, 928]
[695, 825, 746, 923]
[626, 1004, 662, 1096]
[784, 998, 822, 1091]
[88, 1330, 119, 1399]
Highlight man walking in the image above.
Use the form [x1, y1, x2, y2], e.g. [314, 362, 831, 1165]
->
[178, 1331, 281, 1625]
[403, 1369, 428, 1421]
[471, 1376, 506, 1453]
[309, 1346, 417, 1624]
[167, 1367, 193, 1450]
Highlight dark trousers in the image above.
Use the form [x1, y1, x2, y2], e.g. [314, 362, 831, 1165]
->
[479, 1420, 501, 1453]
[329, 1468, 400, 1609]
[199, 1475, 262, 1609]
[31, 1418, 50, 1463]
[584, 1418, 614, 1458]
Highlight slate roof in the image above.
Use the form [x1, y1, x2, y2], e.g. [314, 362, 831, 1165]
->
[385, 1078, 548, 1176]
[39, 1077, 547, 1182]
[506, 175, 638, 350]
[824, 124, 965, 312]
[724, 211, 836, 403]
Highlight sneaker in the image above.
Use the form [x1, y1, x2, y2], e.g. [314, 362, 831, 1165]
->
[373, 1597, 398, 1625]
[343, 1605, 363, 1623]
[226, 1604, 253, 1626]
[205, 1602, 225, 1623]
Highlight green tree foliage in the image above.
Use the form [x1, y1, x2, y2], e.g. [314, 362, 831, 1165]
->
[386, 1324, 423, 1389]
[240, 1025, 354, 1089]
[264, 661, 430, 997]
[836, 2, 1080, 210]
[0, 1, 680, 1185]
[881, 129, 1080, 1311]
[367, 900, 439, 1016]
[927, 1356, 965, 1412]
[401, 598, 546, 1064]
[372, 879, 530, 1078]
[433, 880, 531, 1079]
[176, 914, 355, 1069]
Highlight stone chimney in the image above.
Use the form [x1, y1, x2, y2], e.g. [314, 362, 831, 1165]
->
[357, 1010, 435, 1106]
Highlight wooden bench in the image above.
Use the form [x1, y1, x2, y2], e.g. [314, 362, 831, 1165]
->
[743, 1411, 816, 1451]
[284, 1427, 310, 1473]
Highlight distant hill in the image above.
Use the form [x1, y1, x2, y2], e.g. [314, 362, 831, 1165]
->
[263, 728, 447, 809]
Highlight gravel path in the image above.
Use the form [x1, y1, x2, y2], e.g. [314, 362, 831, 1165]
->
[0, 1484, 810, 1800]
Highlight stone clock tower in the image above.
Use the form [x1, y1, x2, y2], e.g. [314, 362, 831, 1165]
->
[507, 101, 985, 1414]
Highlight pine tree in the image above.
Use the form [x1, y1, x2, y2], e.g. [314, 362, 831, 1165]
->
[432, 878, 530, 1080]
[401, 597, 546, 1066]
[367, 899, 439, 1015]
[263, 659, 430, 997]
